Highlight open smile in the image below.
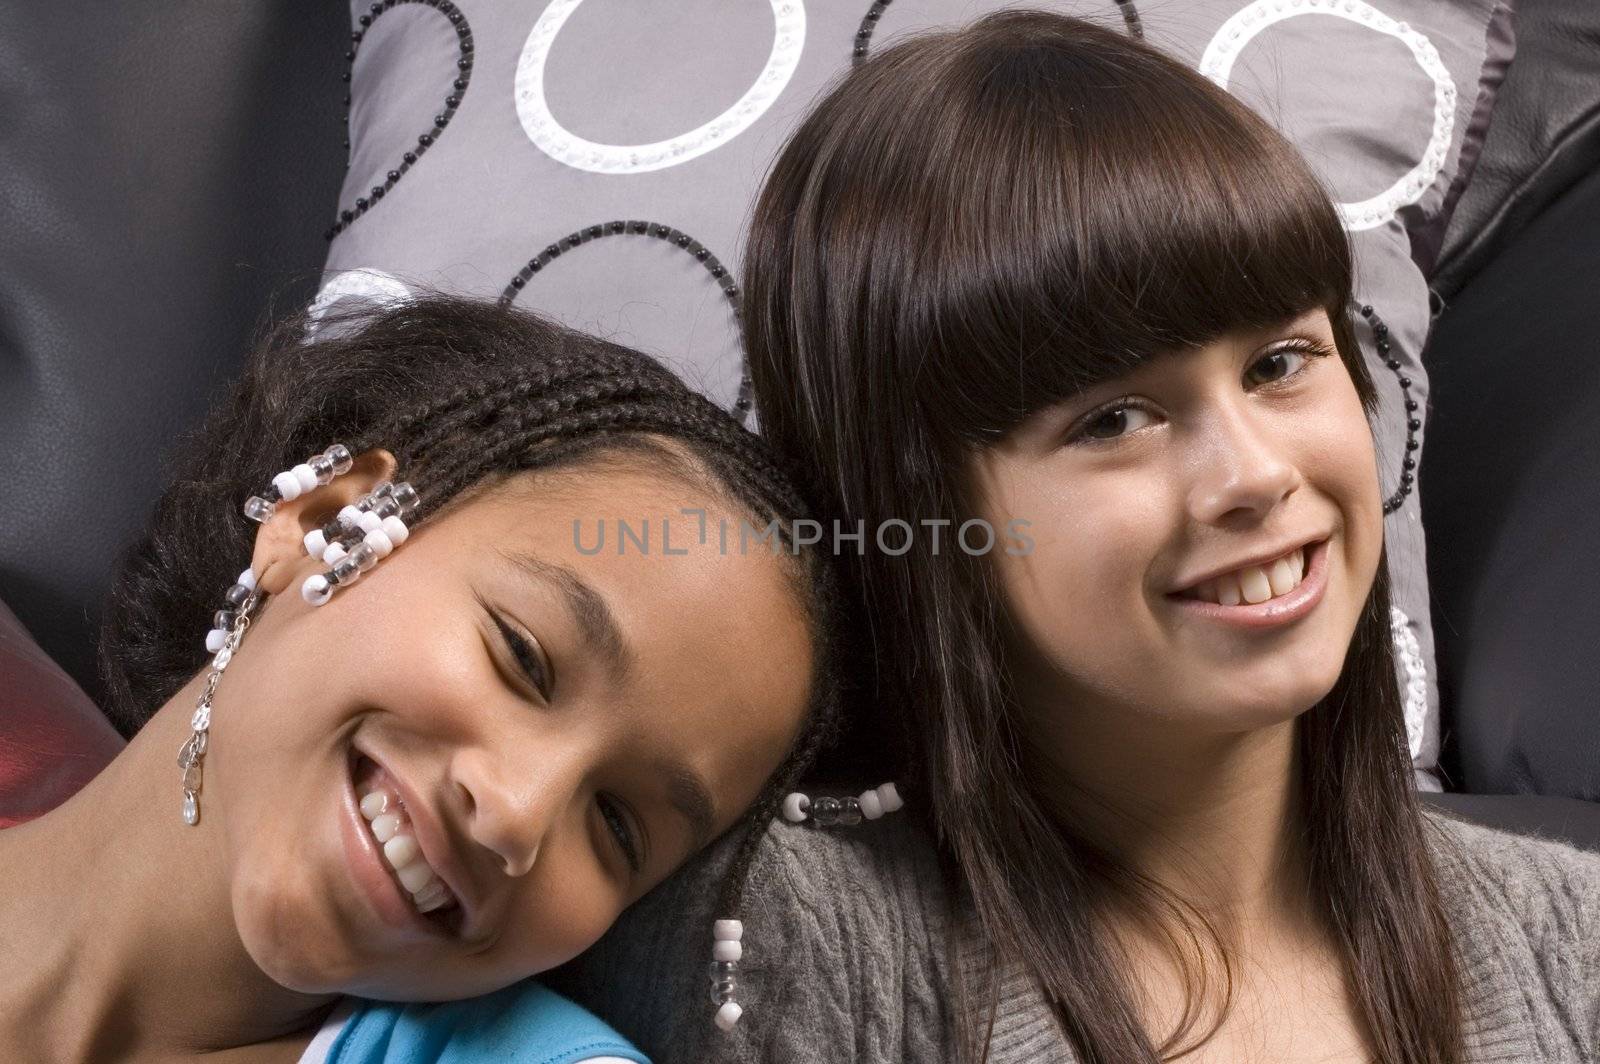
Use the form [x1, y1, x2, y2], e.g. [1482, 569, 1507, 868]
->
[1167, 538, 1330, 630]
[339, 751, 464, 939]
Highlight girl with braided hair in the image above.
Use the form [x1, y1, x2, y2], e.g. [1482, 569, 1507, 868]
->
[0, 295, 857, 1063]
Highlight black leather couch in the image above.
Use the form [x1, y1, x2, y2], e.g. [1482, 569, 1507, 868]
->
[1, 2, 1596, 848]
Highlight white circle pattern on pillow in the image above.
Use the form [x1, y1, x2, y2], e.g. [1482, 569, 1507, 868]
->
[515, 0, 806, 173]
[1198, 0, 1457, 233]
[308, 268, 414, 329]
[1390, 606, 1429, 761]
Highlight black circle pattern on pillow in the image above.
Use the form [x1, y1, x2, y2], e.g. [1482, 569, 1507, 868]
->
[327, 0, 476, 243]
[852, 0, 1142, 61]
[1359, 303, 1419, 516]
[498, 221, 754, 425]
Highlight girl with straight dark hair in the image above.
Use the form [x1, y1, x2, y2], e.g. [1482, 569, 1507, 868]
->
[739, 11, 1600, 1063]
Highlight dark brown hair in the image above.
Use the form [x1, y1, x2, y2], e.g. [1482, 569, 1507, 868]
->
[743, 11, 1463, 1063]
[99, 294, 844, 954]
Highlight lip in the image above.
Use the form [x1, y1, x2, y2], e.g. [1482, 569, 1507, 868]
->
[362, 749, 479, 936]
[1167, 537, 1330, 630]
[340, 755, 446, 939]
[1169, 534, 1328, 594]
[341, 748, 476, 939]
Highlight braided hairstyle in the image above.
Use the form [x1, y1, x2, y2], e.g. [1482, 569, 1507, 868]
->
[98, 293, 845, 994]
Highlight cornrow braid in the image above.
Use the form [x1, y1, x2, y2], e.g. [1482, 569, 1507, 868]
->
[99, 296, 848, 1032]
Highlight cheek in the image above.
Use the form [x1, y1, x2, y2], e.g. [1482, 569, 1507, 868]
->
[987, 469, 1168, 662]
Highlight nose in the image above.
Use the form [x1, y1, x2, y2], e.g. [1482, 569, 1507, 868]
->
[1184, 394, 1302, 525]
[451, 743, 579, 878]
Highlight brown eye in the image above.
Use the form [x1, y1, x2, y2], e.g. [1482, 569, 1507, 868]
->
[492, 612, 553, 701]
[1246, 340, 1331, 388]
[597, 794, 641, 873]
[1078, 403, 1154, 442]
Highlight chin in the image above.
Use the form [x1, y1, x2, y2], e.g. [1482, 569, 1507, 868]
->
[233, 884, 362, 994]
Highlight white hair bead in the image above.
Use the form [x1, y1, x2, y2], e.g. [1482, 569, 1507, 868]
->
[781, 793, 811, 823]
[714, 1002, 743, 1031]
[204, 628, 227, 653]
[713, 919, 743, 942]
[859, 790, 884, 820]
[713, 939, 743, 962]
[291, 463, 318, 494]
[323, 543, 348, 566]
[380, 515, 409, 545]
[877, 783, 903, 813]
[364, 528, 394, 558]
[237, 568, 257, 591]
[272, 470, 302, 502]
[301, 574, 332, 606]
[337, 504, 364, 528]
[303, 529, 328, 557]
[356, 511, 383, 534]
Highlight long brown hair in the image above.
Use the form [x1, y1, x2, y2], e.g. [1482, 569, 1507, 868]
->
[742, 11, 1463, 1063]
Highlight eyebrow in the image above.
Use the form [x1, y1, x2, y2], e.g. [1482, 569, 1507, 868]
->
[496, 549, 633, 685]
[659, 758, 717, 853]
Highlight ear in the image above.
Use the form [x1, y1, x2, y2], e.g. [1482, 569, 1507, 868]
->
[249, 448, 400, 596]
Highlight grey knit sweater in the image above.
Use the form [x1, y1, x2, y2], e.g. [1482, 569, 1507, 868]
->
[547, 807, 1600, 1063]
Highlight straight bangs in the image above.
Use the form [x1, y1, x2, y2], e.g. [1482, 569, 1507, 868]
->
[753, 10, 1370, 458]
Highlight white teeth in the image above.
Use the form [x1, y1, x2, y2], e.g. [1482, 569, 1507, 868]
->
[360, 792, 389, 820]
[397, 860, 437, 894]
[1267, 557, 1297, 597]
[383, 834, 420, 869]
[415, 886, 451, 914]
[355, 773, 459, 917]
[370, 812, 401, 843]
[1239, 566, 1273, 604]
[413, 879, 449, 908]
[1187, 544, 1312, 606]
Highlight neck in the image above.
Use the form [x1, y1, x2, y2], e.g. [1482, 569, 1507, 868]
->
[1023, 690, 1316, 940]
[0, 675, 335, 1062]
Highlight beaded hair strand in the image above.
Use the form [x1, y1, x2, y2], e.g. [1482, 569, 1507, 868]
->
[99, 294, 858, 1033]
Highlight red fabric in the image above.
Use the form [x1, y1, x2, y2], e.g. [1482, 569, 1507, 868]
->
[0, 598, 124, 828]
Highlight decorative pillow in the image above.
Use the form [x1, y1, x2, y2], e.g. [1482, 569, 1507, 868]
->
[0, 597, 124, 829]
[320, 0, 1514, 787]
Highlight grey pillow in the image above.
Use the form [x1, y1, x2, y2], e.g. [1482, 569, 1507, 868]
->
[320, 0, 1515, 786]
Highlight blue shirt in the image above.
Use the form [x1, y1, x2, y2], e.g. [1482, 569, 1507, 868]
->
[318, 982, 651, 1064]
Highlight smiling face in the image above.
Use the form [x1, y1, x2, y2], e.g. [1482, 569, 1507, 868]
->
[970, 309, 1383, 739]
[204, 456, 813, 1000]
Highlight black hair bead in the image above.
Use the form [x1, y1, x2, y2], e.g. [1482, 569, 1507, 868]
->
[695, 249, 710, 261]
[418, 133, 434, 146]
